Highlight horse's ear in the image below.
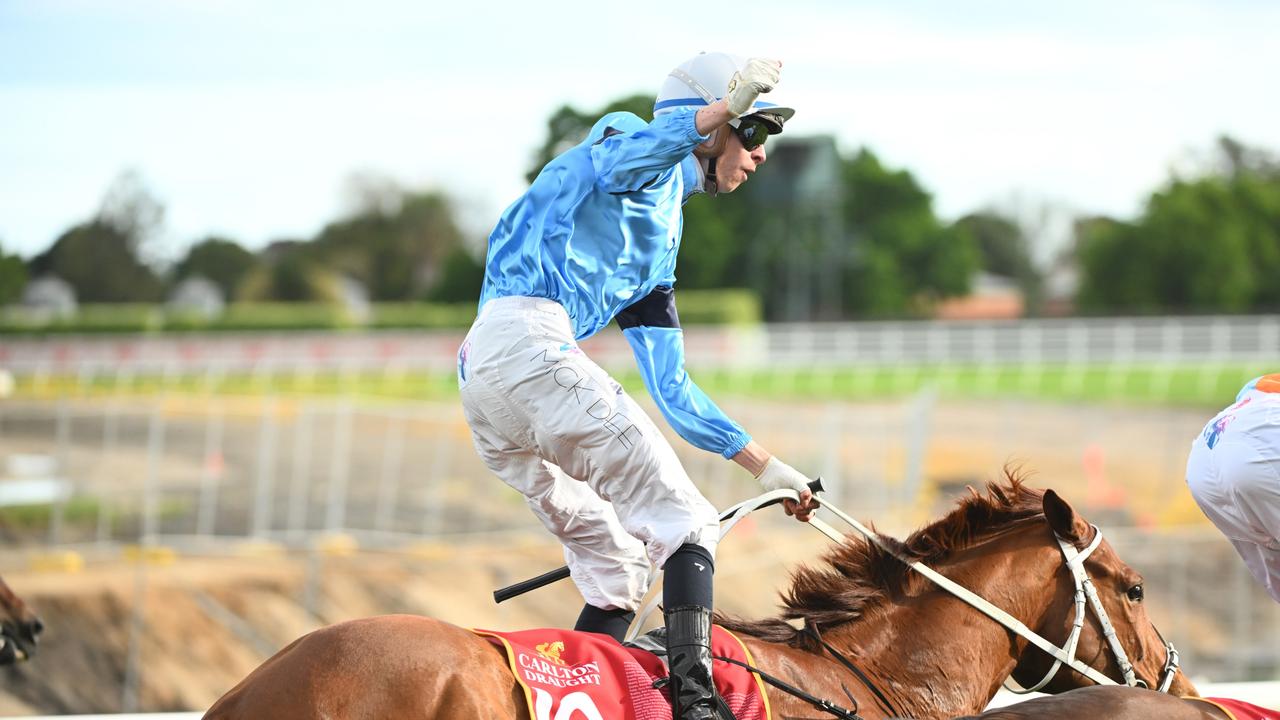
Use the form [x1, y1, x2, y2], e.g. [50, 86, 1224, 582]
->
[1043, 489, 1084, 542]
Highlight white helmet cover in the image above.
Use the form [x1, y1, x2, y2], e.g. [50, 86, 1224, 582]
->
[653, 51, 795, 133]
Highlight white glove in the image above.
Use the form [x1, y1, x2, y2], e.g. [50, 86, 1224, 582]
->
[754, 456, 810, 495]
[725, 58, 782, 118]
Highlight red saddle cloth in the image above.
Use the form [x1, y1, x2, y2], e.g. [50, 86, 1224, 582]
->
[474, 625, 770, 720]
[1188, 697, 1280, 720]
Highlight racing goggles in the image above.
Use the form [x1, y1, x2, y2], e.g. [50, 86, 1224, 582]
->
[732, 117, 771, 151]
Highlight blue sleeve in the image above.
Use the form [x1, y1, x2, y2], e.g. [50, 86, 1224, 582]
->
[617, 286, 751, 458]
[589, 109, 708, 194]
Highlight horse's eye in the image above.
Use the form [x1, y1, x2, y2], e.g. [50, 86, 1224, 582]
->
[1127, 584, 1144, 602]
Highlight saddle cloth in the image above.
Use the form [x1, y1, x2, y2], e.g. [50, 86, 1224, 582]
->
[1187, 697, 1280, 720]
[473, 625, 769, 720]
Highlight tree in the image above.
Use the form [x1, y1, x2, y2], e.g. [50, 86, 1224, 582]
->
[1209, 135, 1280, 181]
[427, 245, 485, 303]
[674, 199, 745, 290]
[1075, 136, 1280, 314]
[1078, 181, 1261, 313]
[313, 181, 467, 301]
[954, 212, 1028, 279]
[269, 250, 322, 302]
[237, 241, 331, 302]
[172, 237, 257, 299]
[525, 94, 654, 183]
[1227, 163, 1280, 309]
[1073, 216, 1150, 312]
[29, 220, 161, 302]
[954, 210, 1043, 312]
[840, 149, 977, 316]
[98, 169, 165, 247]
[28, 171, 166, 303]
[0, 241, 27, 306]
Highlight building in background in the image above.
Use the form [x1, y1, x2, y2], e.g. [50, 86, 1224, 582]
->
[19, 275, 77, 320]
[167, 275, 225, 320]
[935, 272, 1025, 320]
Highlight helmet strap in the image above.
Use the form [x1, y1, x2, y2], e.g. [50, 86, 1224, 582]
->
[694, 127, 729, 159]
[703, 156, 719, 196]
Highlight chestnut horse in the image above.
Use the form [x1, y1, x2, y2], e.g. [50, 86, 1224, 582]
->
[961, 686, 1270, 719]
[0, 573, 42, 664]
[204, 476, 1196, 720]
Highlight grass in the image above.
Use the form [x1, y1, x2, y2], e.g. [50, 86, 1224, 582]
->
[0, 496, 103, 530]
[687, 363, 1266, 407]
[0, 496, 194, 541]
[8, 363, 1268, 408]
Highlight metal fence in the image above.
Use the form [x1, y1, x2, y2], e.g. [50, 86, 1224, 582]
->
[2, 315, 1279, 687]
[0, 394, 927, 548]
[2, 314, 1278, 378]
[1, 388, 1278, 681]
[763, 313, 1280, 366]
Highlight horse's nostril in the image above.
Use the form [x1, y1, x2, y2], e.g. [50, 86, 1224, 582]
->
[30, 619, 44, 636]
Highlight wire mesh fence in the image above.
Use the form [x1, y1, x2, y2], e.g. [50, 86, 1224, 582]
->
[1, 314, 1279, 686]
[1, 385, 1278, 682]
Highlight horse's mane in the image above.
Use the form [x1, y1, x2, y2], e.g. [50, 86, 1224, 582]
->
[716, 468, 1047, 649]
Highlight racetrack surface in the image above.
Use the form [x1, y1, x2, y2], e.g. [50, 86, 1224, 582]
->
[0, 397, 1276, 713]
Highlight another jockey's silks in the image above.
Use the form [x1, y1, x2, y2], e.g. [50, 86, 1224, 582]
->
[1186, 372, 1280, 603]
[1235, 373, 1280, 403]
[478, 108, 749, 459]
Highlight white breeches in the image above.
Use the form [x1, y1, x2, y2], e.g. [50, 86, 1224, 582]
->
[458, 296, 719, 610]
[1186, 398, 1280, 602]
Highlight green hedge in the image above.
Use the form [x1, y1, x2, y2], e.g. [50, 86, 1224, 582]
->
[1, 304, 163, 333]
[369, 302, 478, 329]
[670, 289, 760, 325]
[0, 290, 760, 335]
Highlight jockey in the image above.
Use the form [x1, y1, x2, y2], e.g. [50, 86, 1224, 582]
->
[458, 52, 819, 720]
[1186, 373, 1280, 603]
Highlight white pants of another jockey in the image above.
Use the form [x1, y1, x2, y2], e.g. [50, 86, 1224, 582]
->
[1186, 396, 1280, 603]
[457, 296, 720, 611]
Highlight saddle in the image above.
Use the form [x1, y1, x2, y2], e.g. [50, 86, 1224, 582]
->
[474, 625, 769, 720]
[1185, 696, 1280, 720]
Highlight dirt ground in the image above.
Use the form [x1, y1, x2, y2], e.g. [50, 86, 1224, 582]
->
[0, 522, 833, 715]
[1, 512, 1275, 715]
[1, 396, 1275, 713]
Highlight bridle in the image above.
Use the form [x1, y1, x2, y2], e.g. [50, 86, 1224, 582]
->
[495, 482, 1185, 716]
[808, 500, 1182, 695]
[790, 523, 1182, 719]
[685, 490, 1183, 704]
[1003, 524, 1182, 694]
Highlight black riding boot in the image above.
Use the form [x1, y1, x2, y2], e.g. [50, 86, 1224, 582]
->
[573, 603, 634, 643]
[664, 545, 735, 720]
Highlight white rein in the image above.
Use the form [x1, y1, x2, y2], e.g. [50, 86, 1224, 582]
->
[632, 488, 1180, 694]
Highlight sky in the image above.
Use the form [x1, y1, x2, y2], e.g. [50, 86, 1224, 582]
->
[1, 0, 1278, 265]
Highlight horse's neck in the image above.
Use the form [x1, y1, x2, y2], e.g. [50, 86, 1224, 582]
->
[814, 530, 1063, 719]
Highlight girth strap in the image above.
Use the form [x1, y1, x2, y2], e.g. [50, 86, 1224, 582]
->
[712, 654, 864, 720]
